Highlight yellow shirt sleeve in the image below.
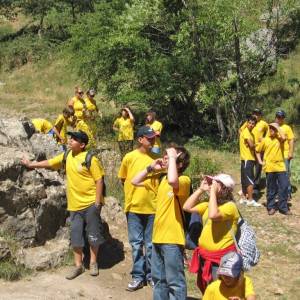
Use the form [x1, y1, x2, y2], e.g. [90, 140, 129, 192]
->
[218, 202, 239, 221]
[118, 155, 128, 179]
[89, 156, 105, 181]
[245, 276, 255, 298]
[285, 125, 295, 140]
[48, 153, 64, 170]
[255, 139, 265, 153]
[113, 118, 119, 128]
[175, 176, 191, 197]
[239, 121, 247, 133]
[196, 202, 208, 216]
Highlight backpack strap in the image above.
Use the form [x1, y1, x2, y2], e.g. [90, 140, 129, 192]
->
[62, 149, 71, 169]
[83, 150, 96, 170]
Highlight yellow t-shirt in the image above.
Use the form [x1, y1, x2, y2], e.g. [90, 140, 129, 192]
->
[197, 201, 239, 251]
[118, 149, 157, 213]
[252, 119, 268, 143]
[203, 276, 255, 300]
[256, 136, 286, 173]
[239, 127, 255, 161]
[280, 124, 295, 158]
[31, 118, 53, 134]
[152, 175, 191, 245]
[149, 120, 163, 149]
[48, 151, 105, 211]
[84, 97, 97, 112]
[75, 120, 96, 149]
[72, 97, 87, 120]
[113, 117, 134, 141]
[54, 114, 68, 143]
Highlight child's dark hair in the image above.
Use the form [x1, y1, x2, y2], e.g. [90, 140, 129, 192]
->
[63, 107, 74, 116]
[247, 115, 257, 124]
[167, 143, 190, 173]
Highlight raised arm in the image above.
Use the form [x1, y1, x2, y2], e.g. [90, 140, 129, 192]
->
[166, 148, 179, 189]
[183, 179, 209, 213]
[131, 159, 165, 187]
[125, 107, 135, 123]
[208, 181, 223, 220]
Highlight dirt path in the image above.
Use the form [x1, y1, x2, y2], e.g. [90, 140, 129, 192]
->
[0, 259, 153, 300]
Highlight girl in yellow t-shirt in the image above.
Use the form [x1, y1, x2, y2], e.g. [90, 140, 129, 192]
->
[113, 107, 135, 159]
[183, 174, 239, 294]
[67, 87, 87, 121]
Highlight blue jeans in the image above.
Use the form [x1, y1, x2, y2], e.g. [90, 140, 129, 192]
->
[266, 172, 289, 212]
[126, 213, 154, 281]
[285, 159, 292, 197]
[152, 244, 187, 300]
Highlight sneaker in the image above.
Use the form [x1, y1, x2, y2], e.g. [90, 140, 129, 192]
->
[65, 265, 85, 280]
[246, 200, 262, 207]
[90, 262, 99, 276]
[126, 279, 145, 292]
[147, 279, 155, 288]
[239, 199, 248, 205]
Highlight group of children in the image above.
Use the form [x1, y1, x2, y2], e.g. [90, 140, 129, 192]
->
[20, 94, 298, 299]
[239, 109, 295, 215]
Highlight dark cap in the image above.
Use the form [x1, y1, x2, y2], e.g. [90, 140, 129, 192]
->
[252, 108, 262, 115]
[67, 130, 89, 144]
[136, 126, 156, 138]
[217, 252, 243, 278]
[275, 110, 286, 118]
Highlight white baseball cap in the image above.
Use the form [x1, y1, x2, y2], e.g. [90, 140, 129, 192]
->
[204, 173, 235, 190]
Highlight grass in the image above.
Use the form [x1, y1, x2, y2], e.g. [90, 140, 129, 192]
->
[0, 260, 31, 281]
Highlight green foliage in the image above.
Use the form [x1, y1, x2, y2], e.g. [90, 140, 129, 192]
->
[0, 260, 31, 281]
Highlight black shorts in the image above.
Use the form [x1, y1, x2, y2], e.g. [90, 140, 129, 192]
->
[70, 204, 106, 248]
[241, 160, 255, 192]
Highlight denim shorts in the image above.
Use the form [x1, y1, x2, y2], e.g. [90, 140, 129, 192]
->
[70, 204, 105, 248]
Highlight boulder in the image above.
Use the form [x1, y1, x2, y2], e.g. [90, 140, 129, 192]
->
[16, 238, 70, 270]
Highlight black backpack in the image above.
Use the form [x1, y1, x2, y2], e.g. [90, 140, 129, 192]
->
[62, 149, 106, 197]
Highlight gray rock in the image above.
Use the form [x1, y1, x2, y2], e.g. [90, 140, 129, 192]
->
[102, 196, 126, 225]
[16, 238, 70, 270]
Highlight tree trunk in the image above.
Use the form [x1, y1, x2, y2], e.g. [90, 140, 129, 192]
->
[215, 104, 226, 140]
[233, 17, 247, 115]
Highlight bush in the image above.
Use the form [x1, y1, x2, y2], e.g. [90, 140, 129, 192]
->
[0, 260, 31, 281]
[185, 155, 220, 189]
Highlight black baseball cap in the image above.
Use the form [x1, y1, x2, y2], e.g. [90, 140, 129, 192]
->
[136, 126, 156, 138]
[275, 110, 286, 118]
[67, 131, 89, 144]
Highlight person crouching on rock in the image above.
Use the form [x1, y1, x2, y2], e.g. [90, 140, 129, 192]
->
[21, 130, 105, 280]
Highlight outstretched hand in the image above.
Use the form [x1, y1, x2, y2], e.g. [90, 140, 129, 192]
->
[21, 157, 31, 168]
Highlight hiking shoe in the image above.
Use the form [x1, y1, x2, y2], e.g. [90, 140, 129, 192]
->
[147, 279, 155, 288]
[279, 210, 292, 216]
[126, 279, 145, 292]
[239, 199, 248, 205]
[268, 208, 276, 216]
[247, 200, 262, 207]
[65, 265, 85, 280]
[90, 262, 99, 276]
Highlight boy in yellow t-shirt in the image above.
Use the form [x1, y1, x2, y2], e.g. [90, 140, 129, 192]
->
[118, 126, 157, 292]
[54, 107, 74, 150]
[274, 110, 295, 200]
[21, 131, 105, 279]
[113, 107, 135, 159]
[145, 110, 163, 155]
[203, 251, 256, 300]
[132, 146, 191, 299]
[256, 123, 291, 215]
[239, 116, 261, 207]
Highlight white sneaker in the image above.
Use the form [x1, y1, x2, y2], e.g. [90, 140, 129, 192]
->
[247, 200, 262, 207]
[239, 199, 248, 205]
